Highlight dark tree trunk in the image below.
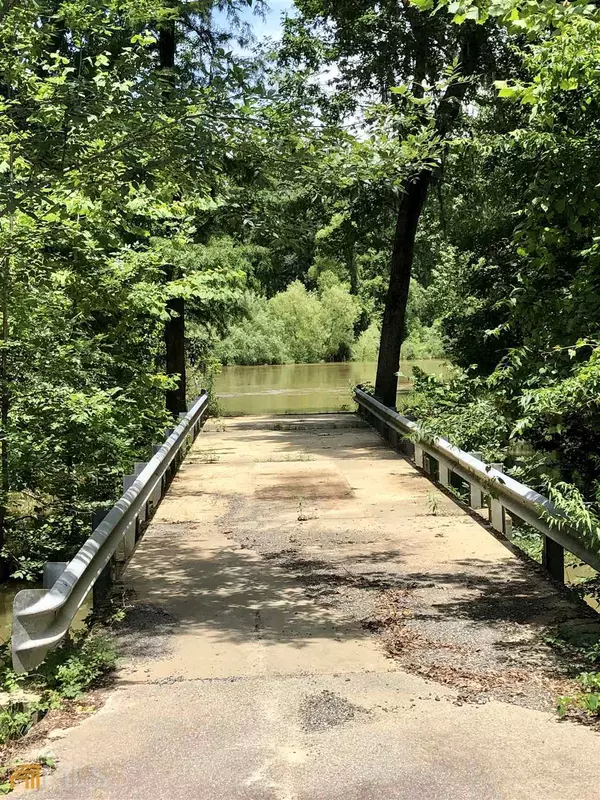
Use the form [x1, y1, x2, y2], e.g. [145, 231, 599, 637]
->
[374, 23, 483, 407]
[0, 251, 9, 581]
[159, 18, 175, 70]
[164, 295, 187, 415]
[374, 172, 431, 407]
[0, 144, 13, 581]
[159, 18, 186, 416]
[347, 239, 357, 295]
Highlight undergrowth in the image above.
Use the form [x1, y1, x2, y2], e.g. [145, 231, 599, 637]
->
[0, 612, 118, 750]
[547, 630, 600, 721]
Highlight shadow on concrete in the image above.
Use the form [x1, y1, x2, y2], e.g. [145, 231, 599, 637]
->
[114, 413, 599, 706]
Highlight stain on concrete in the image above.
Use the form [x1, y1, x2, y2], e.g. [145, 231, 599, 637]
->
[253, 461, 353, 501]
[113, 603, 179, 662]
[299, 690, 368, 732]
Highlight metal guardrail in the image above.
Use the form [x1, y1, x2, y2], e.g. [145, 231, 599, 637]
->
[354, 387, 600, 582]
[12, 392, 209, 673]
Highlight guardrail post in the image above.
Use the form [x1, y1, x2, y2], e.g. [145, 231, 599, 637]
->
[467, 453, 484, 509]
[469, 482, 484, 510]
[125, 521, 136, 558]
[438, 462, 451, 487]
[134, 462, 148, 532]
[116, 520, 136, 563]
[490, 499, 504, 533]
[414, 444, 424, 469]
[163, 428, 175, 480]
[92, 508, 112, 606]
[487, 462, 505, 532]
[543, 535, 565, 582]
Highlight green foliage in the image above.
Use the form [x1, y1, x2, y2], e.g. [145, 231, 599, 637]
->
[403, 321, 445, 360]
[395, 0, 600, 564]
[510, 526, 543, 563]
[557, 660, 600, 720]
[0, 0, 269, 576]
[36, 634, 117, 700]
[403, 368, 512, 462]
[319, 276, 362, 361]
[217, 275, 363, 365]
[0, 708, 32, 744]
[269, 281, 328, 363]
[352, 322, 381, 362]
[0, 625, 116, 745]
[215, 294, 290, 365]
[427, 491, 440, 516]
[218, 273, 443, 366]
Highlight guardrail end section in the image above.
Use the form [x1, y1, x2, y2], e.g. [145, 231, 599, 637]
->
[12, 588, 51, 674]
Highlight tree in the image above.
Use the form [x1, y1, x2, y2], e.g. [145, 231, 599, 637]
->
[0, 0, 265, 577]
[281, 0, 491, 405]
[404, 0, 600, 547]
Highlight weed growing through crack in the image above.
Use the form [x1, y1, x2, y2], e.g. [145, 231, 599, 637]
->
[298, 496, 308, 521]
[197, 449, 220, 464]
[427, 491, 440, 516]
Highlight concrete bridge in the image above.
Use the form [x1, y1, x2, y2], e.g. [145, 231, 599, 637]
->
[16, 410, 600, 799]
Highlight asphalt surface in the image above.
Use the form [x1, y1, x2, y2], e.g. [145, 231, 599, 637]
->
[18, 414, 600, 799]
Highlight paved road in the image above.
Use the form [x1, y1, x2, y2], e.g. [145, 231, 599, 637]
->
[25, 414, 600, 799]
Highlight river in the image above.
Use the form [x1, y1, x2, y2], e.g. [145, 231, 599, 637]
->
[213, 359, 449, 416]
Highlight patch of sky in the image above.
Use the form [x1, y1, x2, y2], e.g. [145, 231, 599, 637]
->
[212, 0, 294, 51]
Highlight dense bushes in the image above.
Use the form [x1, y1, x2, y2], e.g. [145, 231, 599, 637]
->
[216, 276, 361, 365]
[217, 275, 444, 365]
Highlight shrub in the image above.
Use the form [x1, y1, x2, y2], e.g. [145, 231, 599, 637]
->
[36, 633, 117, 699]
[215, 294, 290, 365]
[319, 277, 361, 361]
[352, 322, 380, 361]
[269, 281, 326, 363]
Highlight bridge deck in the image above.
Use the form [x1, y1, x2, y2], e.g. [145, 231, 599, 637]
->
[29, 414, 599, 799]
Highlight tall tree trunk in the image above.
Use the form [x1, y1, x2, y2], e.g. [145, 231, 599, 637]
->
[159, 16, 187, 415]
[0, 250, 9, 580]
[374, 23, 483, 406]
[374, 172, 430, 406]
[159, 17, 175, 71]
[164, 295, 187, 415]
[0, 146, 13, 580]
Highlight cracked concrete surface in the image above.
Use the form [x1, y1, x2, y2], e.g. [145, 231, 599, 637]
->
[21, 413, 600, 799]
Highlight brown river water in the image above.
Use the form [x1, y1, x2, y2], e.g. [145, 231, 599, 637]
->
[213, 359, 449, 416]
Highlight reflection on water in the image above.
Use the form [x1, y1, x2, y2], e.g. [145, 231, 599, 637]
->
[214, 359, 450, 416]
